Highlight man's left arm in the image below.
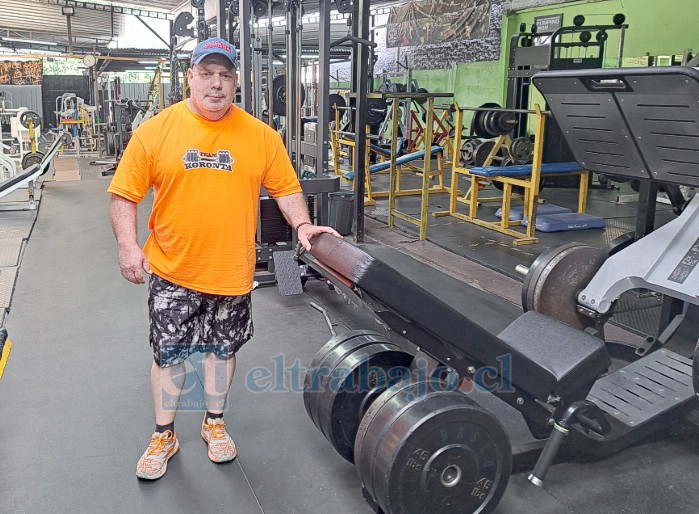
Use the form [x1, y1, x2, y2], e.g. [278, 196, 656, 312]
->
[274, 193, 341, 251]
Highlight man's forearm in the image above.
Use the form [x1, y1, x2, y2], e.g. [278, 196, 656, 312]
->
[109, 194, 140, 249]
[274, 192, 311, 230]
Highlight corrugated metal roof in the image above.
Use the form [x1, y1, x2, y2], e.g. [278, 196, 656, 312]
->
[0, 1, 179, 51]
[0, 0, 121, 45]
[0, 0, 404, 53]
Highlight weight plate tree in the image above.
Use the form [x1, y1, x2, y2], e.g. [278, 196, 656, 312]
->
[522, 243, 608, 329]
[355, 380, 512, 514]
[303, 330, 413, 463]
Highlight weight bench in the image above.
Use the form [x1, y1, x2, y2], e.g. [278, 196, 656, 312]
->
[0, 131, 72, 211]
[338, 145, 448, 206]
[471, 161, 592, 230]
[436, 105, 590, 244]
[341, 145, 443, 179]
[305, 234, 610, 401]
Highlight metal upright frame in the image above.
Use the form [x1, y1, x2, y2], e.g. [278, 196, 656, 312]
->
[352, 0, 371, 242]
[237, 0, 253, 112]
[231, 1, 339, 226]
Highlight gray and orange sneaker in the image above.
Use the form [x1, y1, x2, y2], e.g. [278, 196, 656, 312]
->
[201, 417, 237, 463]
[136, 430, 179, 480]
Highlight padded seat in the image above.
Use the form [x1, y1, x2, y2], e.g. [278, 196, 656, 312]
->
[308, 234, 610, 402]
[498, 311, 610, 400]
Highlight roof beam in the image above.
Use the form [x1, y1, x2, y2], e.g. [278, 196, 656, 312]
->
[25, 0, 174, 21]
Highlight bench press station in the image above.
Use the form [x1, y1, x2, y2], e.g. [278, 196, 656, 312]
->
[298, 67, 699, 513]
[436, 104, 592, 244]
[331, 92, 452, 212]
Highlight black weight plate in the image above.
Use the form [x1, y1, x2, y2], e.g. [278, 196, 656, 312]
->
[272, 75, 286, 115]
[522, 243, 608, 329]
[19, 110, 41, 130]
[317, 343, 414, 463]
[329, 93, 346, 120]
[358, 387, 512, 514]
[460, 137, 480, 166]
[472, 103, 500, 138]
[510, 137, 533, 163]
[579, 31, 592, 43]
[573, 14, 586, 26]
[304, 330, 388, 428]
[494, 111, 517, 135]
[414, 87, 429, 105]
[366, 98, 388, 127]
[613, 13, 625, 26]
[473, 140, 502, 167]
[252, 0, 267, 17]
[271, 75, 306, 116]
[21, 152, 44, 170]
[483, 111, 498, 139]
[355, 381, 433, 502]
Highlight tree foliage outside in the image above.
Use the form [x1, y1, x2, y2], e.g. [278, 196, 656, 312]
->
[42, 57, 153, 82]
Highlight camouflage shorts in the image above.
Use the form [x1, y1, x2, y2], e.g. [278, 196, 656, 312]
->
[148, 274, 253, 367]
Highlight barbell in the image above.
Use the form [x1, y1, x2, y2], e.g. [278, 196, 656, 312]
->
[471, 103, 517, 139]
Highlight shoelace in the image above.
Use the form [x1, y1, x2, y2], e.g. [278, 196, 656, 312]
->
[147, 431, 172, 456]
[207, 421, 226, 441]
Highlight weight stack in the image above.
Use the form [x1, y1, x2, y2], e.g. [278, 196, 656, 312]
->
[257, 197, 292, 244]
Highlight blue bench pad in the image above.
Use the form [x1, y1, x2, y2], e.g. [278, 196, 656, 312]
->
[470, 161, 584, 178]
[342, 145, 444, 180]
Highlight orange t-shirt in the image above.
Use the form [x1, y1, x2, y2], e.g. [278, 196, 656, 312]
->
[107, 102, 302, 295]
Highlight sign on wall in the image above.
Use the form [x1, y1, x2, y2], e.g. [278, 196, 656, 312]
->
[387, 0, 493, 48]
[0, 61, 43, 85]
[534, 14, 562, 33]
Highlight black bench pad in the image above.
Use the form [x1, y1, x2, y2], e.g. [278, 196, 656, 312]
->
[307, 234, 610, 401]
[498, 311, 610, 400]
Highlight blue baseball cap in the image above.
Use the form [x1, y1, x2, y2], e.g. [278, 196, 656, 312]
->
[191, 38, 237, 68]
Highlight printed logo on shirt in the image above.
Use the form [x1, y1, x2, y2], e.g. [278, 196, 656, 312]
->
[182, 149, 234, 172]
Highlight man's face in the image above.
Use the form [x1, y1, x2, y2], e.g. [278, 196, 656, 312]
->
[187, 55, 238, 117]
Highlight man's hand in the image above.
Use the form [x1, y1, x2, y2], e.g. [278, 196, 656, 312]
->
[118, 244, 152, 284]
[297, 224, 341, 252]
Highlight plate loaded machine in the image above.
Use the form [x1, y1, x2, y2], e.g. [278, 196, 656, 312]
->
[506, 13, 630, 185]
[297, 67, 699, 513]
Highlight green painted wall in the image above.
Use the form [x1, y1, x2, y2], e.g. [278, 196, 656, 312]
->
[398, 0, 697, 110]
[450, 61, 507, 107]
[508, 0, 698, 62]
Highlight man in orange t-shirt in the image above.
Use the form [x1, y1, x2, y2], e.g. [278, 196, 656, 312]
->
[107, 37, 340, 480]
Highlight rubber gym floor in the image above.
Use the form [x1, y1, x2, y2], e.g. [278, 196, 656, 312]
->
[0, 161, 698, 513]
